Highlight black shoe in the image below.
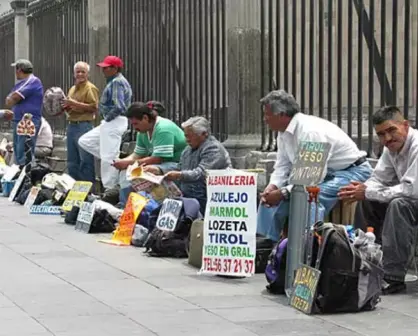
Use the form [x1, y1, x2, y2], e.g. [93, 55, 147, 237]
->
[382, 279, 407, 295]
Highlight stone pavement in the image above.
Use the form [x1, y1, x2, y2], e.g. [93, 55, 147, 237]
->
[0, 199, 418, 336]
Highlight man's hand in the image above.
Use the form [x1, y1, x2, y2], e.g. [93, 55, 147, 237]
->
[62, 98, 78, 107]
[338, 181, 367, 202]
[112, 159, 133, 170]
[262, 189, 283, 207]
[3, 110, 13, 121]
[142, 165, 162, 175]
[165, 171, 182, 181]
[260, 184, 278, 206]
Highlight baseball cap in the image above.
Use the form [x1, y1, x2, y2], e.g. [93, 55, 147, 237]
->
[96, 55, 124, 68]
[11, 59, 33, 71]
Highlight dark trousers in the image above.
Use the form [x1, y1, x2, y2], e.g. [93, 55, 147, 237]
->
[355, 198, 418, 282]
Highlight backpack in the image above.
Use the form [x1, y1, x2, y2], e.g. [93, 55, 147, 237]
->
[265, 238, 288, 294]
[144, 198, 201, 258]
[311, 221, 383, 314]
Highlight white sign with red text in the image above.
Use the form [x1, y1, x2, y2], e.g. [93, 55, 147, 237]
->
[201, 169, 257, 277]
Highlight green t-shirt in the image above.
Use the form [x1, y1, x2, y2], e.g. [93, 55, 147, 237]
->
[134, 117, 187, 162]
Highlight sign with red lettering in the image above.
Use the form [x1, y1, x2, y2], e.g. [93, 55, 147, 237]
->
[201, 169, 257, 277]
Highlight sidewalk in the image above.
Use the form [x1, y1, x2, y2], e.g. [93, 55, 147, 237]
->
[0, 198, 417, 336]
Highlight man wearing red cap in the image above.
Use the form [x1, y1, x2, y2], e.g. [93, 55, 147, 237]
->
[78, 55, 132, 190]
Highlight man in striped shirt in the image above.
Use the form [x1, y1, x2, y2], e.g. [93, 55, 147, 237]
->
[79, 55, 132, 190]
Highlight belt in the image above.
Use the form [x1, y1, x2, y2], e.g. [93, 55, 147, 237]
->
[352, 156, 367, 166]
[67, 120, 93, 124]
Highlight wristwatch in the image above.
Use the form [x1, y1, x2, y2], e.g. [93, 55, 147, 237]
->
[280, 187, 290, 201]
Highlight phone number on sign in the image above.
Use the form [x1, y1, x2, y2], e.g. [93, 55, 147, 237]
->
[203, 257, 254, 274]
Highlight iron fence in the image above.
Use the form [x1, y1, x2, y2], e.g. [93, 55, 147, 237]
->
[109, 0, 228, 141]
[28, 0, 89, 135]
[259, 0, 416, 156]
[0, 11, 15, 133]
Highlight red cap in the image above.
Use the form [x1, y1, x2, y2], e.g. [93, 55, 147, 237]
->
[97, 55, 124, 68]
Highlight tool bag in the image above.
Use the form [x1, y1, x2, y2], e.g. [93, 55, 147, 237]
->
[310, 221, 383, 314]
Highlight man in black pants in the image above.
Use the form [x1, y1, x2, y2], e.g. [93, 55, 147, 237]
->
[339, 106, 418, 295]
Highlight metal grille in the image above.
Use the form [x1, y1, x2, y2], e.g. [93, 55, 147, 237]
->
[0, 11, 15, 133]
[28, 0, 89, 135]
[109, 0, 228, 141]
[260, 0, 416, 156]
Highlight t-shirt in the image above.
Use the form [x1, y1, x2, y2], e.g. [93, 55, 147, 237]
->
[9, 75, 44, 122]
[67, 81, 99, 121]
[36, 117, 53, 148]
[134, 117, 187, 162]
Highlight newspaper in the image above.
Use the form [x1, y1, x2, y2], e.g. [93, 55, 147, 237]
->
[126, 162, 182, 203]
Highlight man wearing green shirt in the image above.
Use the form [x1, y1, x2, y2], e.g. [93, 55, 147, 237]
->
[113, 101, 186, 172]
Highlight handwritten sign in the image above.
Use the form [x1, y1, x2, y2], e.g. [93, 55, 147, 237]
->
[62, 181, 92, 212]
[100, 193, 148, 246]
[289, 265, 321, 314]
[201, 169, 257, 277]
[75, 201, 97, 233]
[30, 205, 62, 215]
[289, 141, 331, 186]
[156, 199, 182, 231]
[24, 186, 41, 209]
[8, 168, 26, 202]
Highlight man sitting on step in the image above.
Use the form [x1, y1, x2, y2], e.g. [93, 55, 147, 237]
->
[339, 106, 418, 295]
[257, 90, 372, 244]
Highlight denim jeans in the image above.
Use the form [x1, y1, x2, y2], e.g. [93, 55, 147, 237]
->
[67, 121, 95, 183]
[118, 161, 179, 207]
[257, 162, 373, 241]
[13, 118, 41, 166]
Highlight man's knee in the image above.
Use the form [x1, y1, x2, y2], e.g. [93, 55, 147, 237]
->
[78, 134, 88, 150]
[387, 197, 410, 213]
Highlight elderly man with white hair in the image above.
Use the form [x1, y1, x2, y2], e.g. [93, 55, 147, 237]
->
[257, 90, 372, 244]
[62, 61, 99, 183]
[163, 116, 232, 213]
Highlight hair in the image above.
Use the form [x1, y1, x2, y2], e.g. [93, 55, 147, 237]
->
[260, 89, 300, 117]
[74, 61, 90, 72]
[181, 116, 210, 135]
[146, 100, 166, 115]
[372, 106, 404, 125]
[126, 102, 156, 122]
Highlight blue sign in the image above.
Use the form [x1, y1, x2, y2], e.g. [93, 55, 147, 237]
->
[29, 205, 62, 215]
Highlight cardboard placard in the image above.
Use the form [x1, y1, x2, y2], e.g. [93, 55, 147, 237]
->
[289, 265, 321, 314]
[100, 193, 148, 246]
[289, 141, 331, 186]
[24, 186, 41, 209]
[61, 181, 92, 212]
[2, 164, 20, 182]
[155, 199, 182, 231]
[8, 168, 26, 202]
[30, 205, 62, 215]
[201, 169, 257, 277]
[75, 201, 97, 233]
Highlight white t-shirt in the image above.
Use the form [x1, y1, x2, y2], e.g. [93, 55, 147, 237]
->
[36, 117, 53, 148]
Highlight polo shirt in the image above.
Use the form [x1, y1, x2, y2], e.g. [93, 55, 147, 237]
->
[10, 75, 44, 122]
[134, 117, 187, 162]
[67, 81, 99, 122]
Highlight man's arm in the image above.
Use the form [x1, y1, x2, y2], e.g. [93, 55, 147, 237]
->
[365, 147, 415, 202]
[5, 92, 22, 108]
[180, 142, 227, 182]
[6, 77, 38, 108]
[269, 136, 292, 188]
[68, 86, 99, 113]
[104, 81, 128, 122]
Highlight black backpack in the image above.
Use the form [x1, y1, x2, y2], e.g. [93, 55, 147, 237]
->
[144, 200, 198, 258]
[310, 222, 383, 314]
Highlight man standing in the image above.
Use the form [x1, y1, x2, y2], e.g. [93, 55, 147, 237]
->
[5, 59, 43, 166]
[78, 56, 132, 189]
[63, 61, 99, 183]
[339, 106, 418, 295]
[257, 90, 372, 243]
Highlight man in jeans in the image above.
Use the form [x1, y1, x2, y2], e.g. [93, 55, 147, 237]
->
[79, 56, 132, 189]
[5, 59, 43, 166]
[63, 61, 99, 183]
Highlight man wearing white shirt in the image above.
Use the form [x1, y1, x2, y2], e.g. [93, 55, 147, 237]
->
[34, 117, 53, 158]
[339, 106, 418, 295]
[257, 90, 372, 243]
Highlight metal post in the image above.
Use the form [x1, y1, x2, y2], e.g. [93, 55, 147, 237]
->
[285, 184, 308, 296]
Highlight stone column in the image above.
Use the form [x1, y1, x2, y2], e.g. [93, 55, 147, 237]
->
[87, 0, 109, 92]
[10, 0, 29, 62]
[222, 0, 264, 168]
